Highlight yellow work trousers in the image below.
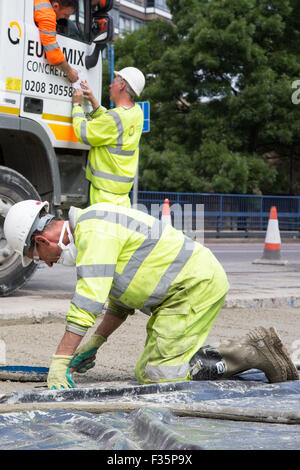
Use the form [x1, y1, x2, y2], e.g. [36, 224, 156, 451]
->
[135, 293, 227, 385]
[89, 184, 131, 207]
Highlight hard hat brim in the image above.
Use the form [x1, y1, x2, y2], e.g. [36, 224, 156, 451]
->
[113, 69, 144, 96]
[4, 200, 50, 269]
[22, 254, 34, 268]
[23, 213, 54, 256]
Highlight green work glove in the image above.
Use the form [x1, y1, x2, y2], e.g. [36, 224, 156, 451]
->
[47, 355, 76, 390]
[69, 334, 107, 373]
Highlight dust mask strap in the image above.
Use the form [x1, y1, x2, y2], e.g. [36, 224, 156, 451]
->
[58, 222, 73, 249]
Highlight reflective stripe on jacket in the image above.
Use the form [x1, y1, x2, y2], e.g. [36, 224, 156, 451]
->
[66, 203, 229, 331]
[34, 0, 66, 65]
[72, 104, 143, 198]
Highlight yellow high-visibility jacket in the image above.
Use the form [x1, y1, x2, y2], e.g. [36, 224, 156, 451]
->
[66, 203, 229, 336]
[72, 104, 143, 206]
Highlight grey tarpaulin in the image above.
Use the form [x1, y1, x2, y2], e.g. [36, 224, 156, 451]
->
[0, 367, 299, 450]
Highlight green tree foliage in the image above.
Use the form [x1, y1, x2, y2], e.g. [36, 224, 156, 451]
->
[111, 0, 300, 194]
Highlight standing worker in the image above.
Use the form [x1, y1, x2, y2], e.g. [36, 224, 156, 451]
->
[72, 67, 145, 207]
[34, 0, 79, 83]
[4, 200, 299, 389]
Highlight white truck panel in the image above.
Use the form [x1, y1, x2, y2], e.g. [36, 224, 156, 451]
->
[1, 0, 103, 149]
[0, 1, 25, 117]
[0, 0, 113, 296]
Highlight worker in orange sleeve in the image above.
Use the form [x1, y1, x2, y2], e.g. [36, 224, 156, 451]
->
[34, 0, 79, 83]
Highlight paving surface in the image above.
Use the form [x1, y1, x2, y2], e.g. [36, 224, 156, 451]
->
[224, 260, 300, 308]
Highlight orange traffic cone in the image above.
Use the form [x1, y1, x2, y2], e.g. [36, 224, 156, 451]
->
[162, 198, 172, 226]
[253, 206, 288, 265]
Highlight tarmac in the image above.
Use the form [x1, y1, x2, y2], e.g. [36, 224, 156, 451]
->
[0, 240, 299, 322]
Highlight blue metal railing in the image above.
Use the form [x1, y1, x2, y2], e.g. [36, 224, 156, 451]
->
[133, 191, 300, 236]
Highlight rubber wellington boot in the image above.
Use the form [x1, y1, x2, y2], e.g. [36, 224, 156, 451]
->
[266, 327, 299, 381]
[190, 327, 288, 383]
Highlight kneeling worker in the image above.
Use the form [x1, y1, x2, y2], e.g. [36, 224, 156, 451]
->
[4, 200, 299, 389]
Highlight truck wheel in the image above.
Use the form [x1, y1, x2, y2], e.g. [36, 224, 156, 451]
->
[0, 167, 40, 297]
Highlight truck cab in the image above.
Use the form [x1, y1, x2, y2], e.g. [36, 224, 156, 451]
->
[0, 0, 113, 296]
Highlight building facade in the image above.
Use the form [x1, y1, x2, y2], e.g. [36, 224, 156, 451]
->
[110, 0, 172, 37]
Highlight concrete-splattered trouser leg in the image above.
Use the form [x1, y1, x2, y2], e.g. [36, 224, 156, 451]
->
[134, 294, 227, 385]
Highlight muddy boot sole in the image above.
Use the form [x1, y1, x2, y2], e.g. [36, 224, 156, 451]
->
[246, 327, 287, 383]
[267, 327, 299, 381]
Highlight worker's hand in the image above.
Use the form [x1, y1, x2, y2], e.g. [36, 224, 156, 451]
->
[81, 81, 94, 102]
[69, 334, 107, 373]
[47, 355, 76, 390]
[81, 81, 100, 111]
[67, 67, 79, 83]
[72, 88, 83, 105]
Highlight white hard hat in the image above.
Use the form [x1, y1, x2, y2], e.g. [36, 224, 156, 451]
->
[4, 200, 54, 267]
[114, 67, 145, 96]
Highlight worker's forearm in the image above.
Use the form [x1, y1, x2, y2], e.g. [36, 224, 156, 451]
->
[57, 60, 72, 74]
[56, 61, 78, 83]
[56, 312, 125, 355]
[56, 330, 83, 356]
[91, 97, 100, 112]
[94, 312, 126, 338]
